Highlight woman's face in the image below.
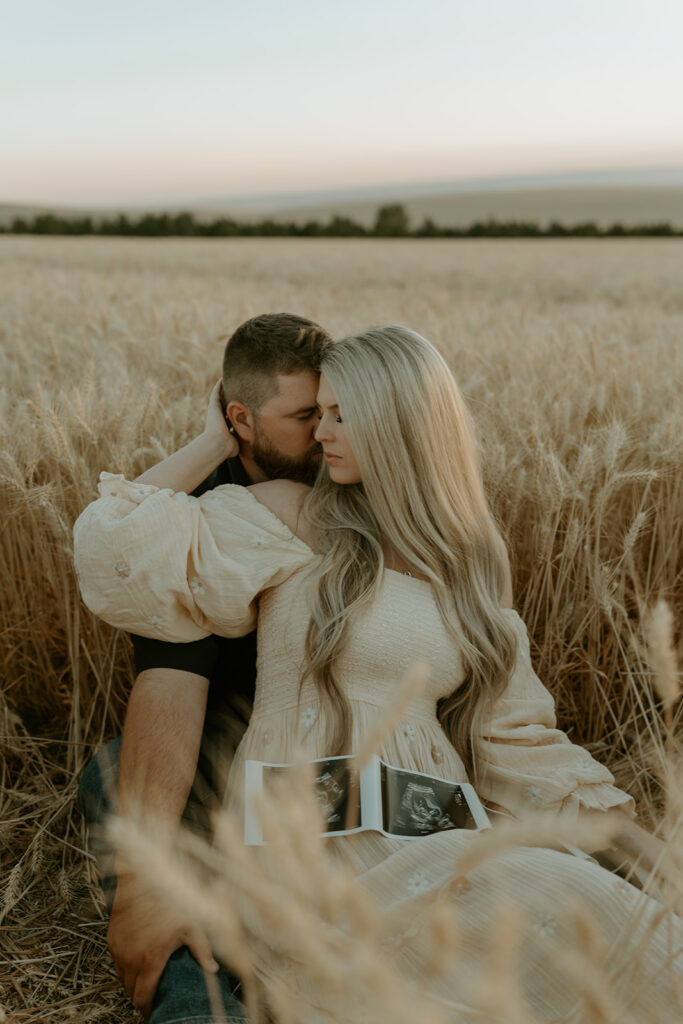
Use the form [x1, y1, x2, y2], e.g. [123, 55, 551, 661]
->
[314, 373, 362, 485]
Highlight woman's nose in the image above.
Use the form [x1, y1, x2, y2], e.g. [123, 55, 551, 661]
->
[314, 416, 330, 443]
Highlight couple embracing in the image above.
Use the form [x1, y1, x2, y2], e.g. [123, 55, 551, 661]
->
[75, 313, 680, 1024]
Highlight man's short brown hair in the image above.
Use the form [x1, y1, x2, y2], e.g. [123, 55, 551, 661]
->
[221, 313, 333, 413]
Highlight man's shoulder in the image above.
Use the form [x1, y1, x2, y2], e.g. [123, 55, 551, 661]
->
[192, 457, 249, 497]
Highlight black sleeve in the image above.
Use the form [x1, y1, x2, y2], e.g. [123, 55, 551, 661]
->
[191, 468, 222, 499]
[131, 633, 221, 679]
[129, 460, 239, 682]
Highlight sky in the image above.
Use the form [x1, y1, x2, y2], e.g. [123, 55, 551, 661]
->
[3, 0, 683, 207]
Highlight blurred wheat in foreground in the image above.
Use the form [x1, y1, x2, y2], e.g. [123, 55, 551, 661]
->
[0, 237, 682, 1022]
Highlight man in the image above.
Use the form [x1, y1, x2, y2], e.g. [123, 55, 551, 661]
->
[79, 312, 332, 1023]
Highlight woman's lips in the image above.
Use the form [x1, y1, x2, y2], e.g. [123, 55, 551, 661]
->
[324, 452, 341, 463]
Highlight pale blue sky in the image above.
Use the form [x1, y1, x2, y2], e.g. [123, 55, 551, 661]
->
[3, 0, 683, 206]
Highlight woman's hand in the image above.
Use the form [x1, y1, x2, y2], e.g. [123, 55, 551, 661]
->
[203, 380, 239, 459]
[134, 381, 239, 492]
[611, 813, 667, 875]
[597, 810, 681, 906]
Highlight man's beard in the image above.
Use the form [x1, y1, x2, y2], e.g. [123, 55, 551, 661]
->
[251, 430, 322, 485]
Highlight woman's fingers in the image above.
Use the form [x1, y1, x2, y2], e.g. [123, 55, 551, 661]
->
[204, 379, 239, 457]
[210, 378, 223, 405]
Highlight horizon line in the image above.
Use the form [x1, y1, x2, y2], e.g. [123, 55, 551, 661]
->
[3, 162, 683, 213]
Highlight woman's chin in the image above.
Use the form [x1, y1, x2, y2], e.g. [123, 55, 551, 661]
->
[327, 466, 360, 486]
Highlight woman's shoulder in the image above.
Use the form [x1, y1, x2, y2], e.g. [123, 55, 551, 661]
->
[247, 480, 314, 547]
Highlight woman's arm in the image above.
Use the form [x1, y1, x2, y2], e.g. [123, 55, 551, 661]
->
[135, 381, 238, 493]
[599, 809, 668, 876]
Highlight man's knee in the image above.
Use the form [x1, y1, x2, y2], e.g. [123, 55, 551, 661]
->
[149, 948, 247, 1024]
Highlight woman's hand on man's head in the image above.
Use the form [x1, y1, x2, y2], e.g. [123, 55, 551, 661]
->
[133, 381, 237, 491]
[203, 380, 239, 460]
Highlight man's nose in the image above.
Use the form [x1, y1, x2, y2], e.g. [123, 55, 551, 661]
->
[309, 418, 322, 440]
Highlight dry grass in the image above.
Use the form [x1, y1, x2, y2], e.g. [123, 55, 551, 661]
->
[1, 236, 682, 1021]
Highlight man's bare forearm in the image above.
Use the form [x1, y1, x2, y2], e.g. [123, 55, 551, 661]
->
[108, 668, 216, 1011]
[117, 668, 209, 850]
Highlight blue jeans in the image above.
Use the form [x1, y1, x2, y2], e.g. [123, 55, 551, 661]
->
[79, 738, 249, 1024]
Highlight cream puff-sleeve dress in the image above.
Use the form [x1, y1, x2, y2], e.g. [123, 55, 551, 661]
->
[74, 474, 682, 1022]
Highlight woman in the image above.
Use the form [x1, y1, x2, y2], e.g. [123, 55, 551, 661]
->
[74, 326, 680, 1021]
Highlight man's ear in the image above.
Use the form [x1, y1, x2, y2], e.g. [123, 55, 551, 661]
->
[226, 400, 255, 443]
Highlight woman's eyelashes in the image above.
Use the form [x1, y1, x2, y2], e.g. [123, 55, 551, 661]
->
[316, 408, 343, 424]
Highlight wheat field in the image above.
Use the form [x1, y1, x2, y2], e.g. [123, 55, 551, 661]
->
[1, 236, 682, 1022]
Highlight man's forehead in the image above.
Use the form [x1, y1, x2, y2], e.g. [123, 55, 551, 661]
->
[263, 370, 320, 412]
[275, 370, 319, 394]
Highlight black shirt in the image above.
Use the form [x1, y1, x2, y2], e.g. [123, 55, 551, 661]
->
[131, 456, 256, 732]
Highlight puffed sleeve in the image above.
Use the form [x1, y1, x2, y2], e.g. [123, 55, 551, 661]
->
[73, 473, 315, 642]
[475, 610, 635, 821]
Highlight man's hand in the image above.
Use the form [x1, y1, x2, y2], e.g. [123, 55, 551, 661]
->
[109, 877, 219, 1019]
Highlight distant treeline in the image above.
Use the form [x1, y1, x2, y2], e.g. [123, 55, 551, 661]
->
[3, 203, 682, 238]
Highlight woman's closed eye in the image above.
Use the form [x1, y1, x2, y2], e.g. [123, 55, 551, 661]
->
[313, 409, 341, 424]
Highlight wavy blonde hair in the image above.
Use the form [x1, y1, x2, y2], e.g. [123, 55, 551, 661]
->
[303, 325, 519, 782]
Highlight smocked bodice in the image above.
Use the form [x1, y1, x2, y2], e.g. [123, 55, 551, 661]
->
[254, 567, 462, 721]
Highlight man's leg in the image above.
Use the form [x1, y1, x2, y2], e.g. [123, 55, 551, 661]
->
[151, 948, 247, 1024]
[78, 738, 248, 1024]
[78, 736, 122, 909]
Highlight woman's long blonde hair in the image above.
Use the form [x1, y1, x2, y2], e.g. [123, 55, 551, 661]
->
[303, 325, 518, 782]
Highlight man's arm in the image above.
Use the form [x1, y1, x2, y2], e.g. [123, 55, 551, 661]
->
[109, 668, 219, 1018]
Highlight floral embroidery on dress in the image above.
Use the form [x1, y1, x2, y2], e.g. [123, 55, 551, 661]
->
[300, 707, 318, 729]
[251, 534, 269, 549]
[431, 745, 444, 765]
[531, 912, 557, 937]
[189, 577, 206, 597]
[407, 870, 431, 896]
[525, 784, 545, 806]
[114, 560, 130, 579]
[146, 615, 165, 630]
[572, 753, 607, 781]
[402, 724, 416, 743]
[451, 877, 472, 897]
[262, 728, 274, 746]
